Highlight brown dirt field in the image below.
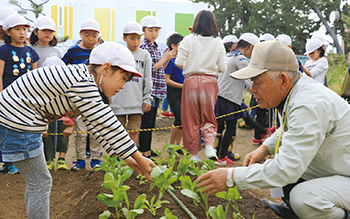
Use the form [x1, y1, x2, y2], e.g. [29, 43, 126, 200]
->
[0, 116, 282, 219]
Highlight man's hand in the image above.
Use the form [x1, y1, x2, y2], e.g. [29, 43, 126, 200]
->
[62, 125, 74, 138]
[243, 144, 270, 167]
[196, 168, 231, 196]
[143, 103, 151, 113]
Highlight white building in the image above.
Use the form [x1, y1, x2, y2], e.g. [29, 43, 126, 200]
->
[0, 0, 207, 51]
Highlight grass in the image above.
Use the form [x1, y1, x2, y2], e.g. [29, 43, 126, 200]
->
[326, 53, 348, 94]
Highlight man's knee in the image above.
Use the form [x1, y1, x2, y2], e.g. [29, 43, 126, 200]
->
[290, 182, 346, 219]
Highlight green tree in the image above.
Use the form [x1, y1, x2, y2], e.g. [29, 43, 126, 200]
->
[191, 0, 343, 54]
[9, 0, 49, 19]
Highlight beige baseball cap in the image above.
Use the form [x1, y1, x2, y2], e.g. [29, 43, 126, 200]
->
[230, 40, 298, 80]
[89, 42, 142, 78]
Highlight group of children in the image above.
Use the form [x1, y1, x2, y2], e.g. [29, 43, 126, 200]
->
[0, 5, 335, 218]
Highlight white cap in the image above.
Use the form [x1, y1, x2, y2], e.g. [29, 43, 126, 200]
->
[122, 22, 143, 35]
[2, 14, 30, 30]
[80, 19, 100, 32]
[0, 7, 17, 26]
[259, 33, 275, 42]
[239, 33, 259, 45]
[304, 38, 323, 55]
[311, 33, 329, 50]
[89, 42, 142, 78]
[223, 35, 238, 44]
[276, 34, 292, 46]
[140, 16, 161, 28]
[34, 16, 56, 31]
[42, 56, 65, 67]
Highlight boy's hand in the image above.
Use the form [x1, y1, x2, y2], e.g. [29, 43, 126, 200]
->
[143, 103, 151, 113]
[62, 125, 74, 137]
[42, 131, 48, 138]
[164, 48, 177, 60]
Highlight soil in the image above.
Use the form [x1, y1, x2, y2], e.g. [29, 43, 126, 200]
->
[0, 116, 282, 219]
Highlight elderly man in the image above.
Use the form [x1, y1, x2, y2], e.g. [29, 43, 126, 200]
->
[196, 40, 350, 219]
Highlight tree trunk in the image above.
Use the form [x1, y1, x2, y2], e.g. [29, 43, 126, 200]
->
[313, 5, 343, 55]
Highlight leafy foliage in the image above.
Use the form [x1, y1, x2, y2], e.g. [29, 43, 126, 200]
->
[191, 0, 343, 54]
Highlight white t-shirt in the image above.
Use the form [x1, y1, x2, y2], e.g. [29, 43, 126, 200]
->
[304, 57, 328, 84]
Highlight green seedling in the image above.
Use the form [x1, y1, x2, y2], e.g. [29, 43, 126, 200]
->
[215, 186, 250, 219]
[180, 176, 210, 218]
[121, 193, 147, 219]
[160, 208, 178, 219]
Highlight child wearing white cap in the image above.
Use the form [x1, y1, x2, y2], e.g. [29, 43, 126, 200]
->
[0, 7, 21, 175]
[61, 18, 103, 170]
[139, 15, 176, 158]
[30, 17, 69, 171]
[30, 16, 61, 67]
[215, 33, 273, 163]
[110, 22, 152, 148]
[0, 7, 17, 46]
[302, 38, 329, 85]
[0, 41, 156, 219]
[222, 35, 238, 53]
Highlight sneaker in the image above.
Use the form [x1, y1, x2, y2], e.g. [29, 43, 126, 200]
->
[227, 153, 241, 161]
[90, 159, 102, 169]
[204, 146, 217, 159]
[252, 137, 263, 145]
[261, 199, 299, 219]
[215, 156, 236, 165]
[201, 137, 205, 148]
[85, 150, 91, 158]
[57, 160, 69, 170]
[161, 111, 169, 118]
[189, 155, 202, 162]
[0, 163, 9, 174]
[71, 160, 86, 171]
[8, 164, 19, 174]
[46, 160, 55, 171]
[238, 122, 252, 130]
[99, 151, 103, 157]
[168, 112, 175, 119]
[260, 126, 276, 140]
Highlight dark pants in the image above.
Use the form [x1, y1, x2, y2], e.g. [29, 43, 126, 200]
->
[43, 120, 68, 161]
[138, 106, 158, 152]
[167, 86, 182, 127]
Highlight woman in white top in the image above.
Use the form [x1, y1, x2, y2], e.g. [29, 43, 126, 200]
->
[302, 38, 328, 85]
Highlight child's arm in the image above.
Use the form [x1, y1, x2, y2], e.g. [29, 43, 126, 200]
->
[154, 48, 176, 71]
[165, 73, 183, 89]
[0, 60, 4, 91]
[62, 125, 74, 138]
[143, 52, 153, 113]
[67, 81, 156, 180]
[32, 61, 38, 70]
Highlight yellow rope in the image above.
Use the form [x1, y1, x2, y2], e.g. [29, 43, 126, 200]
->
[47, 105, 259, 135]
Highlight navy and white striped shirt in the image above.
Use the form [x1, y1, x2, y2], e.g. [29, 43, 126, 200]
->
[0, 64, 137, 159]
